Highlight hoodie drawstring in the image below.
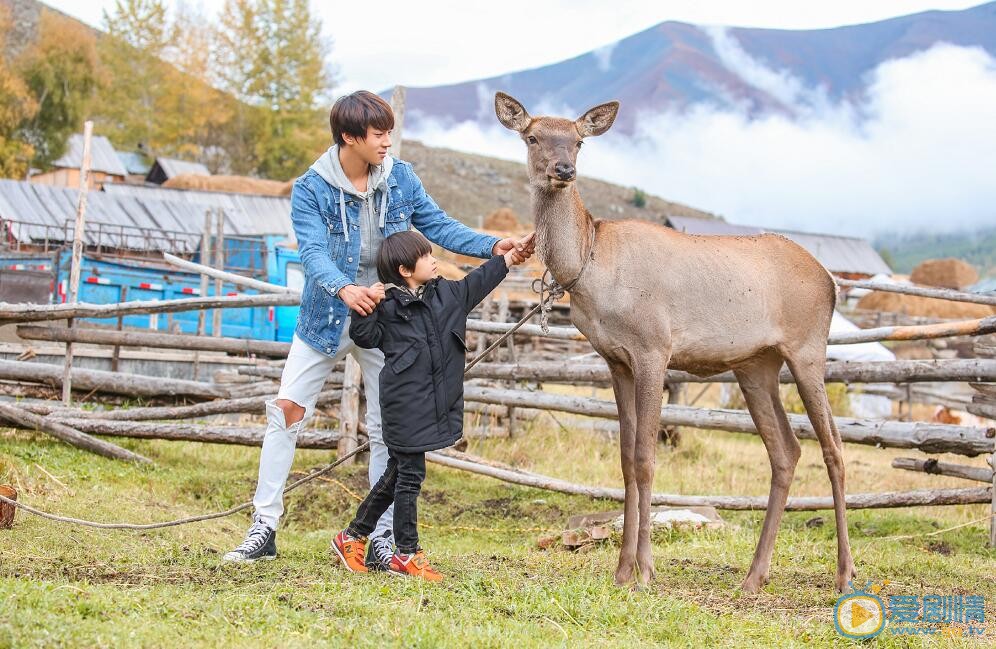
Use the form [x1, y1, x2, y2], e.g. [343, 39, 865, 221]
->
[338, 187, 349, 242]
[378, 185, 389, 229]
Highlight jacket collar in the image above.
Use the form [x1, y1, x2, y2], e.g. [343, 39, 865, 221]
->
[385, 279, 437, 306]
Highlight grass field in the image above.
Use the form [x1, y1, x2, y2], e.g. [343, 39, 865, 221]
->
[1, 409, 994, 647]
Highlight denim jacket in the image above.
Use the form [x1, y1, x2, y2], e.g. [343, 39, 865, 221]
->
[291, 159, 500, 357]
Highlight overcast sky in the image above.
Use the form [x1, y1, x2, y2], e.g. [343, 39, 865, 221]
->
[43, 0, 984, 91]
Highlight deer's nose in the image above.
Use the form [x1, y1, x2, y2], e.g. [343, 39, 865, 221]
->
[554, 162, 575, 181]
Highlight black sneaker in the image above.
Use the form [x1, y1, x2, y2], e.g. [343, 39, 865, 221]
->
[365, 530, 394, 571]
[223, 517, 277, 562]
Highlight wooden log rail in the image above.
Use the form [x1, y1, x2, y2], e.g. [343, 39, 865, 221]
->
[467, 315, 996, 346]
[836, 278, 996, 307]
[465, 358, 996, 385]
[426, 452, 991, 511]
[891, 457, 993, 483]
[22, 390, 341, 421]
[0, 359, 230, 399]
[0, 293, 298, 325]
[463, 385, 996, 456]
[17, 325, 292, 358]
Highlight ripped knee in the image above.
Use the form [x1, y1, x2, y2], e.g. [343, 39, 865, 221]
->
[275, 398, 306, 426]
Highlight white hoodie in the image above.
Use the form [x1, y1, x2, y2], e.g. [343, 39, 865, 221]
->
[310, 144, 394, 274]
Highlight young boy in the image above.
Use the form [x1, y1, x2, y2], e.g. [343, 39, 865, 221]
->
[331, 230, 522, 581]
[224, 91, 534, 567]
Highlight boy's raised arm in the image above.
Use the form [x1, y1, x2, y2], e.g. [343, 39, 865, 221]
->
[452, 255, 510, 314]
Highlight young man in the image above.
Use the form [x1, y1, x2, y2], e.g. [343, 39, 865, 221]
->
[223, 91, 533, 568]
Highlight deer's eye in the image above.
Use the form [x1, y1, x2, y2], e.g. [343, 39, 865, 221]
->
[527, 135, 538, 145]
[576, 141, 583, 148]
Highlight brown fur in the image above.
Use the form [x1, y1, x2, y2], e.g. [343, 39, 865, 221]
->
[495, 92, 856, 593]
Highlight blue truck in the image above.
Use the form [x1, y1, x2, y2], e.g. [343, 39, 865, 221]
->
[0, 235, 304, 341]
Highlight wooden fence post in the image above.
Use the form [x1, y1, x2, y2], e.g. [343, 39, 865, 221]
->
[62, 120, 93, 405]
[388, 86, 406, 159]
[111, 286, 127, 373]
[338, 355, 361, 464]
[212, 210, 224, 337]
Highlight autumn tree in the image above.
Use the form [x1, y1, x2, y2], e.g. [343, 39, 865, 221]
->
[213, 0, 332, 178]
[16, 10, 102, 168]
[94, 0, 172, 155]
[0, 7, 37, 178]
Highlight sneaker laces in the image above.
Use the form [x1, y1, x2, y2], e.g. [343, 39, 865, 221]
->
[234, 521, 271, 554]
[371, 534, 394, 566]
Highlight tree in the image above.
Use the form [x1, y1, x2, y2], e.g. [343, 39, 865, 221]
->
[16, 10, 102, 168]
[160, 2, 234, 169]
[94, 0, 172, 154]
[213, 0, 333, 178]
[0, 7, 37, 178]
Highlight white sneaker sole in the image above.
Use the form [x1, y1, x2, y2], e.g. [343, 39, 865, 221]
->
[223, 553, 276, 563]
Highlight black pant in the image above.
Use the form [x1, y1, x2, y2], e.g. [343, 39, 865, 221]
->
[348, 448, 426, 554]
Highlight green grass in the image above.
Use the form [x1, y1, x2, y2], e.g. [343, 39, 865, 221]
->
[1, 416, 994, 648]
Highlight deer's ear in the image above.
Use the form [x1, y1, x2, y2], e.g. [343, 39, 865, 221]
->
[576, 101, 619, 137]
[495, 92, 531, 132]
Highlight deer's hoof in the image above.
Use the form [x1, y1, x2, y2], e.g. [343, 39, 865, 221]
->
[741, 572, 769, 593]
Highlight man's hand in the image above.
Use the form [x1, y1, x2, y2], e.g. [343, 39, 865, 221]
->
[493, 232, 536, 265]
[338, 284, 377, 316]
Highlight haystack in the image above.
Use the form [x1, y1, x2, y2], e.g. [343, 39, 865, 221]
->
[483, 208, 523, 232]
[164, 174, 293, 197]
[910, 258, 979, 290]
[856, 291, 995, 319]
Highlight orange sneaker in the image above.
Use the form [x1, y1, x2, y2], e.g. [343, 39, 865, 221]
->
[388, 550, 443, 582]
[332, 530, 368, 573]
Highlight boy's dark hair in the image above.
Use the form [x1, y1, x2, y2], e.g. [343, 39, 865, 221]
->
[377, 231, 432, 285]
[329, 91, 394, 146]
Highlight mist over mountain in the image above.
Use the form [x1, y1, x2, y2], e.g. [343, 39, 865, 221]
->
[398, 3, 996, 238]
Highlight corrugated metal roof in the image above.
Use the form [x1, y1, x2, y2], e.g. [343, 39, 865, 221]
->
[772, 229, 893, 276]
[52, 134, 128, 177]
[116, 151, 151, 175]
[664, 216, 892, 276]
[0, 180, 261, 252]
[102, 184, 291, 237]
[666, 216, 764, 236]
[151, 157, 211, 179]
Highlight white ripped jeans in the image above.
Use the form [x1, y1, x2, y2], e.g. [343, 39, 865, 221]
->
[252, 325, 391, 539]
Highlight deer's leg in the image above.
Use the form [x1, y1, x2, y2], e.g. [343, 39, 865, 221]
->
[632, 356, 666, 588]
[608, 362, 639, 586]
[734, 351, 800, 593]
[786, 350, 856, 593]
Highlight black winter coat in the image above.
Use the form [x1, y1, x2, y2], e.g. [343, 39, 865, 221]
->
[349, 255, 509, 453]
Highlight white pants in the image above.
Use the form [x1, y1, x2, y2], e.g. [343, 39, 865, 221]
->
[252, 326, 391, 539]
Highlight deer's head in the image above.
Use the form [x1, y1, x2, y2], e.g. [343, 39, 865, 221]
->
[495, 92, 619, 190]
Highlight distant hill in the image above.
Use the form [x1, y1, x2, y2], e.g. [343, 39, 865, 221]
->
[874, 226, 996, 277]
[398, 3, 996, 133]
[402, 139, 715, 227]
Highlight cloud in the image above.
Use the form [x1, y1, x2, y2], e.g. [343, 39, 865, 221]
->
[407, 42, 996, 237]
[592, 42, 616, 72]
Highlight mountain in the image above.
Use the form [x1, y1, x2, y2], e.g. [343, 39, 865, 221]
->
[397, 3, 996, 133]
[874, 226, 996, 277]
[402, 140, 715, 226]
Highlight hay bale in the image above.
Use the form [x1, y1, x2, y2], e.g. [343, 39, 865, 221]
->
[910, 258, 979, 290]
[164, 174, 293, 197]
[0, 484, 16, 528]
[483, 208, 521, 231]
[856, 291, 995, 319]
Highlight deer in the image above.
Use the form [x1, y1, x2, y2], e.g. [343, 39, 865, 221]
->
[494, 92, 856, 593]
